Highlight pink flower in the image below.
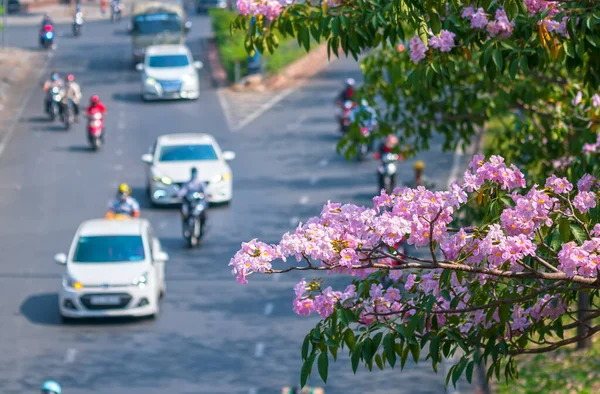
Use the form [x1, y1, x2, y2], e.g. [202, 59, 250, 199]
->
[471, 8, 488, 29]
[293, 297, 314, 316]
[593, 224, 600, 237]
[578, 174, 596, 192]
[573, 191, 597, 214]
[236, 0, 255, 15]
[339, 248, 358, 268]
[294, 279, 308, 297]
[545, 175, 573, 194]
[524, 0, 558, 16]
[572, 91, 583, 107]
[410, 36, 427, 64]
[405, 274, 416, 290]
[384, 287, 401, 302]
[487, 8, 514, 39]
[593, 94, 600, 109]
[461, 6, 475, 18]
[429, 30, 456, 52]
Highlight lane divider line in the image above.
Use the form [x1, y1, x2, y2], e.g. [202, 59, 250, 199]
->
[63, 348, 77, 364]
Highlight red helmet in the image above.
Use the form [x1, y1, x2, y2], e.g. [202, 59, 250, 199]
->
[67, 74, 75, 82]
[90, 95, 100, 104]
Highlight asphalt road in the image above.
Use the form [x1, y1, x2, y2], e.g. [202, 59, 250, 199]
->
[0, 12, 474, 394]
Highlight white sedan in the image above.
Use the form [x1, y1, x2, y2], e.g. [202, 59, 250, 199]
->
[136, 44, 202, 101]
[55, 218, 168, 321]
[142, 133, 235, 205]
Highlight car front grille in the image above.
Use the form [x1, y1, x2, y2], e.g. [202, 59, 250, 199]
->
[158, 80, 182, 93]
[80, 293, 132, 310]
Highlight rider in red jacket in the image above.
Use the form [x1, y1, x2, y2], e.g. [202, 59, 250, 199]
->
[85, 95, 106, 116]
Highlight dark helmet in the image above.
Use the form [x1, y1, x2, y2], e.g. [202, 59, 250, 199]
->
[190, 167, 198, 178]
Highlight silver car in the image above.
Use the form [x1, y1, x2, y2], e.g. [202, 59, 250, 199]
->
[136, 44, 202, 101]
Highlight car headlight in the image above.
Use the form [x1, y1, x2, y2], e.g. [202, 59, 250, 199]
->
[63, 274, 83, 290]
[132, 272, 147, 288]
[182, 74, 195, 84]
[145, 77, 157, 85]
[152, 175, 173, 185]
[211, 173, 231, 183]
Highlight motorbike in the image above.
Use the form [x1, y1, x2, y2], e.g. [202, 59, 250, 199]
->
[61, 99, 75, 130]
[377, 152, 400, 194]
[111, 2, 121, 22]
[46, 86, 63, 121]
[87, 109, 104, 150]
[337, 100, 354, 133]
[40, 24, 54, 49]
[357, 124, 374, 161]
[181, 191, 207, 248]
[73, 12, 83, 36]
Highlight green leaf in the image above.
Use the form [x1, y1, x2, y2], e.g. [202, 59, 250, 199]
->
[302, 335, 310, 360]
[343, 308, 358, 323]
[345, 329, 356, 351]
[430, 12, 442, 35]
[570, 224, 587, 243]
[329, 345, 338, 361]
[385, 335, 397, 367]
[317, 351, 329, 383]
[429, 336, 440, 364]
[509, 59, 518, 79]
[452, 358, 468, 387]
[564, 41, 575, 58]
[586, 35, 600, 48]
[401, 344, 410, 369]
[300, 353, 316, 387]
[362, 338, 373, 363]
[499, 304, 510, 324]
[409, 343, 421, 364]
[299, 26, 310, 52]
[371, 332, 383, 354]
[466, 361, 475, 383]
[559, 218, 571, 242]
[375, 353, 384, 370]
[519, 55, 529, 73]
[492, 48, 504, 71]
[332, 16, 341, 36]
[550, 230, 562, 251]
[351, 344, 361, 373]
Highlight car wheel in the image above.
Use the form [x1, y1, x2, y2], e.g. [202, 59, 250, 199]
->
[60, 313, 74, 324]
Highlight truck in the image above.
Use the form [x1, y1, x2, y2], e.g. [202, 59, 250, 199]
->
[129, 0, 191, 65]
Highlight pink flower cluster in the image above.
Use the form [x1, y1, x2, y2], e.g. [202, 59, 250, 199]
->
[540, 17, 568, 38]
[410, 29, 456, 64]
[524, 0, 558, 16]
[583, 133, 600, 154]
[464, 154, 525, 192]
[462, 7, 514, 38]
[237, 0, 287, 20]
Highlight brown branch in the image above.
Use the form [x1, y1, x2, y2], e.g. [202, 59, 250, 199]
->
[509, 324, 600, 355]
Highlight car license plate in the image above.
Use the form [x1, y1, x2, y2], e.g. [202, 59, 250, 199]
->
[90, 296, 120, 305]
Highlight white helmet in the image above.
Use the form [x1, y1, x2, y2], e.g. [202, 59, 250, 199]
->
[345, 78, 355, 87]
[360, 99, 369, 106]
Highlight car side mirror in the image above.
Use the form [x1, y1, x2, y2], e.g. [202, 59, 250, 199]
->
[193, 61, 203, 70]
[184, 21, 192, 33]
[156, 251, 169, 262]
[141, 153, 153, 164]
[135, 63, 144, 71]
[222, 151, 236, 161]
[54, 253, 67, 265]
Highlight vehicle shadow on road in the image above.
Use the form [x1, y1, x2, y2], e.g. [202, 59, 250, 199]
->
[24, 116, 50, 123]
[53, 145, 96, 153]
[20, 293, 155, 326]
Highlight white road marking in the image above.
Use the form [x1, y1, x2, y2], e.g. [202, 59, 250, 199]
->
[216, 89, 235, 132]
[248, 389, 258, 394]
[0, 51, 54, 160]
[299, 196, 309, 205]
[264, 302, 274, 316]
[286, 113, 308, 131]
[318, 159, 329, 167]
[309, 176, 319, 185]
[447, 143, 465, 189]
[117, 122, 126, 130]
[64, 348, 77, 364]
[289, 216, 300, 226]
[113, 164, 124, 171]
[254, 342, 265, 358]
[115, 149, 124, 156]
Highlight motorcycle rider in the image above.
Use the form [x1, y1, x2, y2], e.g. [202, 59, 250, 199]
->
[177, 167, 207, 231]
[64, 74, 82, 121]
[377, 134, 399, 157]
[40, 13, 53, 27]
[111, 0, 121, 17]
[336, 78, 356, 104]
[41, 380, 62, 394]
[106, 183, 140, 218]
[42, 72, 64, 115]
[350, 99, 377, 128]
[86, 95, 107, 116]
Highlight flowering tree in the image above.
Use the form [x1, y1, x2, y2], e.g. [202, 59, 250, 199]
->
[230, 156, 600, 386]
[232, 0, 600, 177]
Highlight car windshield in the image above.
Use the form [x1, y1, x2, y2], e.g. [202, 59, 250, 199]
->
[73, 235, 145, 263]
[158, 144, 218, 162]
[148, 54, 189, 68]
[132, 13, 181, 35]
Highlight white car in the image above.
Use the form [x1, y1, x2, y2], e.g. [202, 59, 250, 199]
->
[54, 218, 168, 321]
[136, 44, 202, 101]
[142, 133, 235, 205]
